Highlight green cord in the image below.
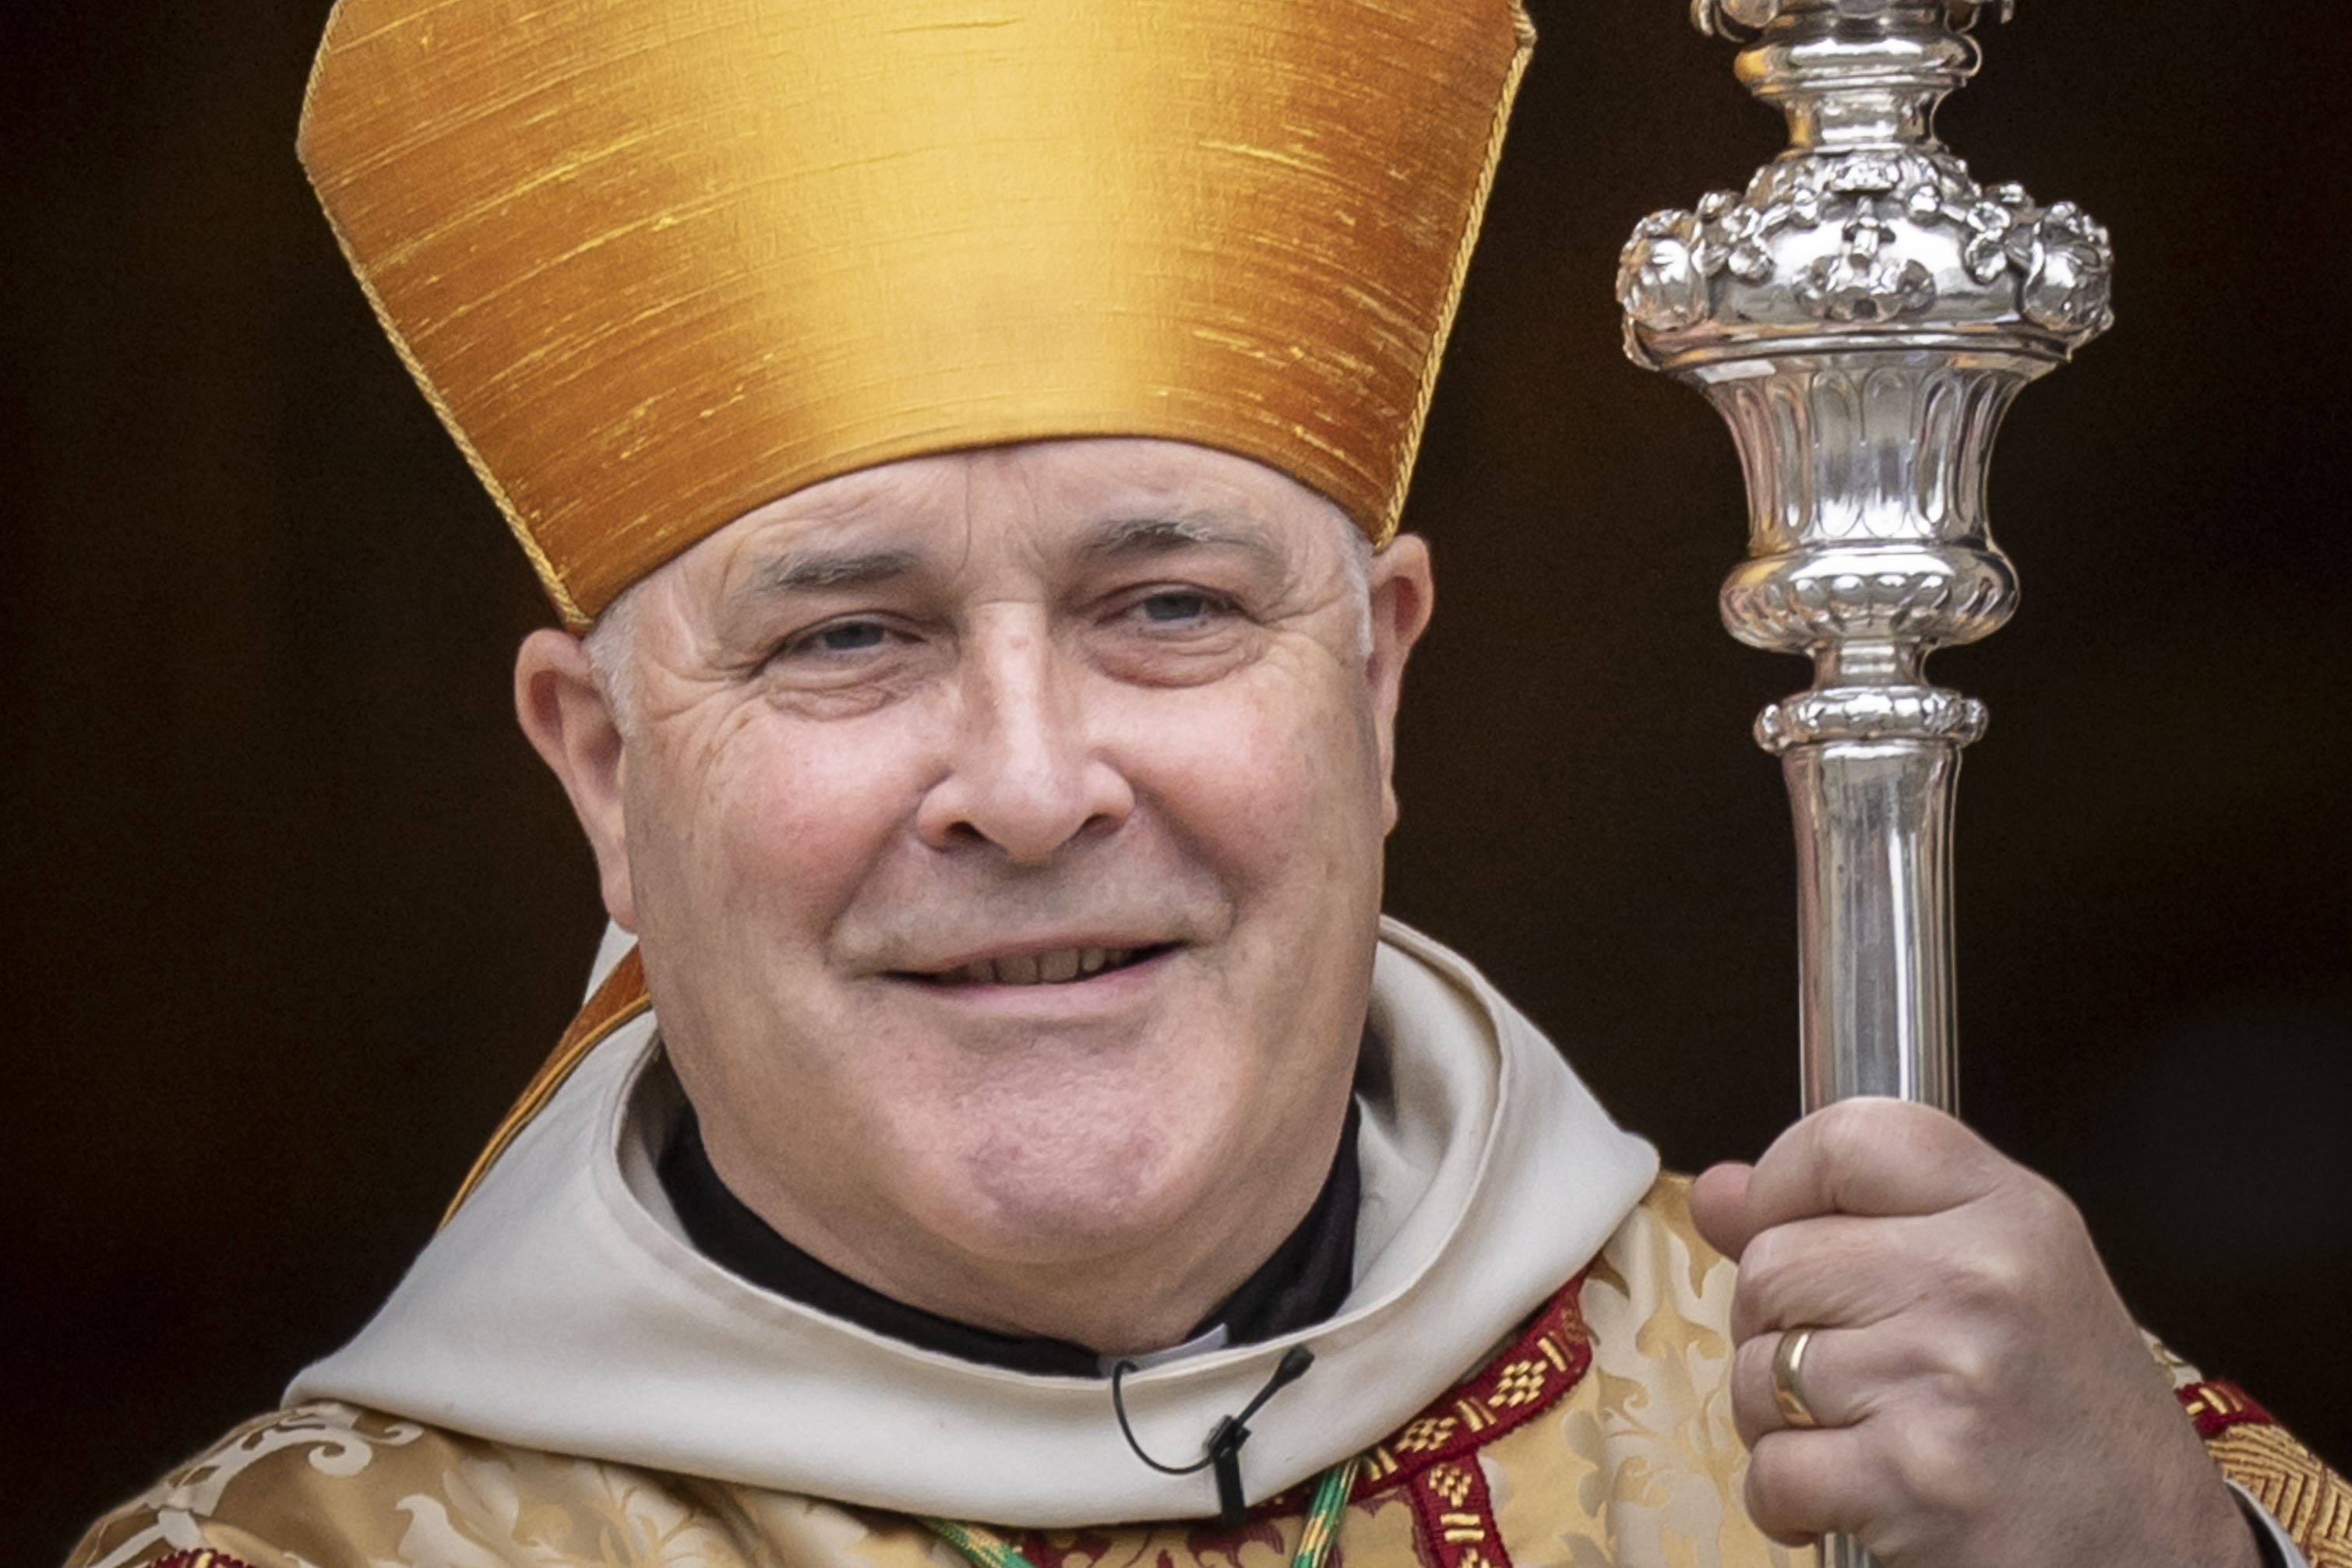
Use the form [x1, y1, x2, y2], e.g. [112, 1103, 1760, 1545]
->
[919, 1514, 1035, 1568]
[922, 1454, 1362, 1568]
[1289, 1456, 1361, 1568]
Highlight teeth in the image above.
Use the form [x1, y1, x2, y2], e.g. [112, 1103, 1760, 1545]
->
[935, 946, 1145, 985]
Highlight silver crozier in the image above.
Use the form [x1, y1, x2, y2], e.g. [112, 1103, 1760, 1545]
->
[1616, 5, 2113, 1556]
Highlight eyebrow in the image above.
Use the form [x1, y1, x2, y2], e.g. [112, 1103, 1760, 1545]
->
[728, 512, 1285, 608]
[1076, 514, 1285, 568]
[733, 546, 926, 603]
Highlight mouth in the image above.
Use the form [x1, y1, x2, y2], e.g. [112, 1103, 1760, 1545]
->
[901, 943, 1176, 988]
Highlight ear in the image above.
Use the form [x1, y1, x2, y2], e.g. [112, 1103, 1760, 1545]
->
[1364, 533, 1435, 833]
[514, 627, 637, 930]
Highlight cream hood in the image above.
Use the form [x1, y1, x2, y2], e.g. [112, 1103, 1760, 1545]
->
[291, 918, 1659, 1526]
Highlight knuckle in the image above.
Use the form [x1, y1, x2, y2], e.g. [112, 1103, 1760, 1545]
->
[1809, 1099, 1884, 1175]
[1742, 1432, 1852, 1544]
[1731, 1330, 1769, 1388]
[1953, 1248, 2029, 1313]
[1736, 1230, 1792, 1324]
[1889, 1407, 1995, 1520]
[1730, 1336, 1778, 1445]
[1928, 1336, 2000, 1405]
[1742, 1436, 1804, 1536]
[2016, 1172, 2088, 1246]
[1941, 1222, 2043, 1318]
[1928, 1300, 2039, 1404]
[1806, 1097, 1958, 1199]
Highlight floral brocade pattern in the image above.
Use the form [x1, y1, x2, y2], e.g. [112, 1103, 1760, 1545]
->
[67, 1179, 2347, 1568]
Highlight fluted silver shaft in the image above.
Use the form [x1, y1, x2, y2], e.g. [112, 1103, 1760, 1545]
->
[1783, 735, 1959, 1112]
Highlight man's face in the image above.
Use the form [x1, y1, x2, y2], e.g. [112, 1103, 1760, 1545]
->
[534, 439, 1430, 1341]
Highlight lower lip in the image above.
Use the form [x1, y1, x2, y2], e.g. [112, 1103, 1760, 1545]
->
[893, 946, 1180, 1013]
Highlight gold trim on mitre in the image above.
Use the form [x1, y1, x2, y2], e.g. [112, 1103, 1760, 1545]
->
[300, 0, 1535, 627]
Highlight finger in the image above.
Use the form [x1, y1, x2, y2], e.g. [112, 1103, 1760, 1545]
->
[1727, 1211, 1938, 1343]
[1743, 1098, 2009, 1235]
[1688, 1161, 1755, 1260]
[1742, 1427, 1880, 1549]
[1728, 1324, 1875, 1447]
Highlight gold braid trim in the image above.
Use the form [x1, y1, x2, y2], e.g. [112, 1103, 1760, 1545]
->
[440, 946, 649, 1226]
[2207, 1422, 2352, 1567]
[1378, 0, 1535, 546]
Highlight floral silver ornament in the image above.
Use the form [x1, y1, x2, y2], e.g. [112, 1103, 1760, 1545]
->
[1691, 0, 2012, 37]
[1616, 193, 1780, 344]
[1695, 191, 1775, 281]
[1962, 188, 2026, 282]
[1617, 211, 1710, 333]
[1795, 213, 1939, 322]
[1617, 144, 2114, 365]
[2019, 202, 2117, 335]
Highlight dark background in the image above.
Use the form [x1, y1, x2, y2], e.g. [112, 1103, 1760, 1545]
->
[9, 2, 2347, 1559]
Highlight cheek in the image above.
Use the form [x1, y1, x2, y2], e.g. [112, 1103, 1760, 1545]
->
[1127, 671, 1385, 897]
[1105, 668, 1389, 1087]
[633, 699, 929, 936]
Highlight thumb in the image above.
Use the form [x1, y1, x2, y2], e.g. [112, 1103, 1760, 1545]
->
[1688, 1161, 1758, 1262]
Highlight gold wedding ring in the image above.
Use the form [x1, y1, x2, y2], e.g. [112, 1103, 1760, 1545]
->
[1770, 1327, 1823, 1430]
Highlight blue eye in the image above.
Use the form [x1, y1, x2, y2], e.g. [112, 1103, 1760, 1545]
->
[1140, 591, 1212, 623]
[811, 621, 887, 653]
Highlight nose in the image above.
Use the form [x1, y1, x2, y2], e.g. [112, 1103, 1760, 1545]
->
[915, 610, 1134, 864]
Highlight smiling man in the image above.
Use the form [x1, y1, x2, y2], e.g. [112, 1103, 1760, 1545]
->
[528, 444, 1416, 1360]
[68, 2, 2347, 1567]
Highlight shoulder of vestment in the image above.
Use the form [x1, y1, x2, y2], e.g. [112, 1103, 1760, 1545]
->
[63, 1177, 2352, 1568]
[63, 1179, 1711, 1568]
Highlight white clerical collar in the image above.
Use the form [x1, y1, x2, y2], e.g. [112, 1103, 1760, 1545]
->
[291, 918, 1659, 1526]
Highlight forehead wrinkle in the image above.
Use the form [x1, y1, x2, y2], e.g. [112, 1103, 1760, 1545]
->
[713, 457, 971, 604]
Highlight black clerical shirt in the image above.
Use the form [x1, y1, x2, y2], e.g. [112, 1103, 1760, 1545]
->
[658, 1098, 1361, 1378]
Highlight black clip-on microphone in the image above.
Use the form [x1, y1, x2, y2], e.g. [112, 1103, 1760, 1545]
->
[1111, 1346, 1317, 1529]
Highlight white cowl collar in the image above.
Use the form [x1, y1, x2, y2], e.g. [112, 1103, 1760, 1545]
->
[291, 918, 1659, 1527]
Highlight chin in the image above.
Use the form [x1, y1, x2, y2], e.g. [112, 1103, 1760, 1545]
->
[919, 1098, 1225, 1269]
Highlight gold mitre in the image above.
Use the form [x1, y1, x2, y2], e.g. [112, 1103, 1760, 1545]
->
[300, 0, 1534, 627]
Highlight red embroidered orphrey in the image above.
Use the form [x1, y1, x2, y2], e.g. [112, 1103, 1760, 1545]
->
[2180, 1379, 2278, 1439]
[1359, 1270, 1594, 1568]
[155, 1552, 256, 1568]
[1010, 1272, 1596, 1568]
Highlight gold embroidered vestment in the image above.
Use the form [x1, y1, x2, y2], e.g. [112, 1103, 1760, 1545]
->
[69, 1177, 2351, 1568]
